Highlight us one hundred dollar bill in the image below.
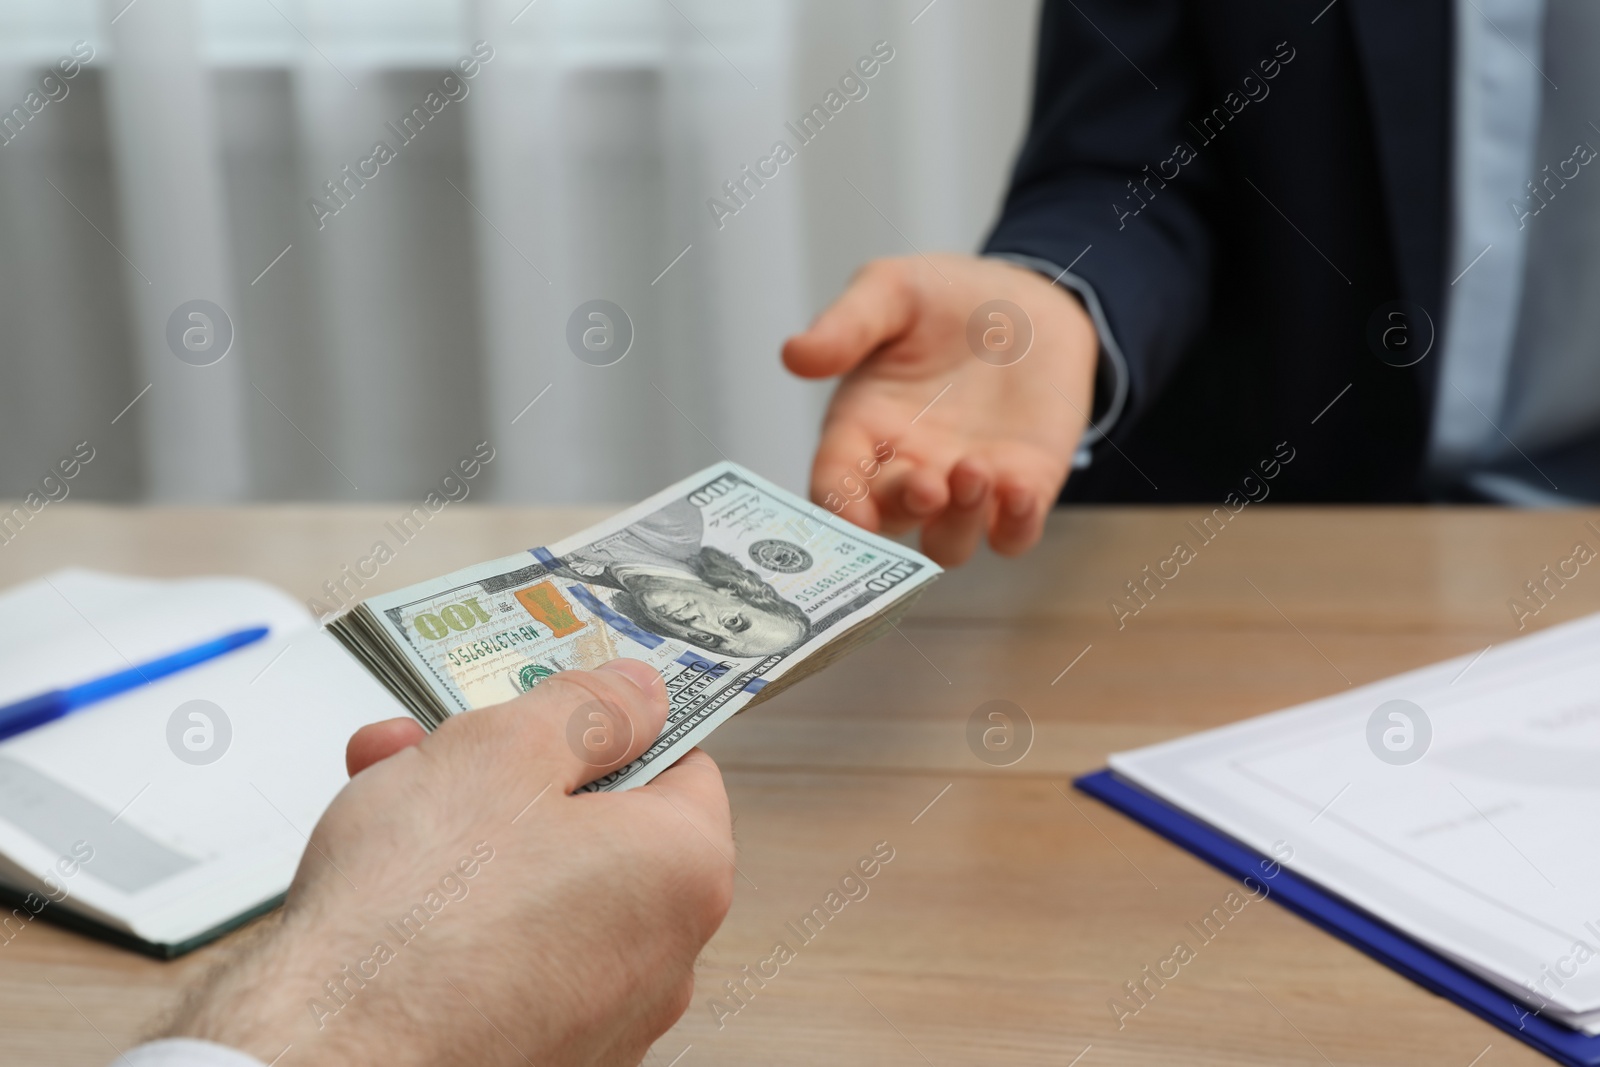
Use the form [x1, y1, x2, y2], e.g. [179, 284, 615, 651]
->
[329, 462, 941, 791]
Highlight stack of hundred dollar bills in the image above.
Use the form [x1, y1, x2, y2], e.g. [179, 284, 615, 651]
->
[329, 462, 941, 791]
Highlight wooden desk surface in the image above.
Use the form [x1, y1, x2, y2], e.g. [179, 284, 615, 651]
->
[4, 503, 1595, 1066]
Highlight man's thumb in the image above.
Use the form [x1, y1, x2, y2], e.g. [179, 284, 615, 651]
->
[782, 258, 918, 379]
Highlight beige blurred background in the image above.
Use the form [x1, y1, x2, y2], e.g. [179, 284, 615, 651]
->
[0, 0, 1037, 505]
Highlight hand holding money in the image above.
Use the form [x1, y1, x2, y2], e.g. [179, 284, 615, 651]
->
[162, 659, 735, 1066]
[330, 463, 941, 790]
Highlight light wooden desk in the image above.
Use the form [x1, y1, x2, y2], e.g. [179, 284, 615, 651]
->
[2, 504, 1592, 1066]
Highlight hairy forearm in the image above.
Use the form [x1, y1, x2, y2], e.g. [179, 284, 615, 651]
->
[158, 909, 422, 1067]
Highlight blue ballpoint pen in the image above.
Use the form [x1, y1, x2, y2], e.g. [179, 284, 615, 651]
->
[0, 625, 271, 743]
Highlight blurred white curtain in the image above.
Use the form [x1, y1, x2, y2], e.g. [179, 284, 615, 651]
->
[0, 0, 1036, 504]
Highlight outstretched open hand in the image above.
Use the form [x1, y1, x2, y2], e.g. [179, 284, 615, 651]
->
[783, 254, 1099, 565]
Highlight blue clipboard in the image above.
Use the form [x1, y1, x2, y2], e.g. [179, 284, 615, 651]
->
[1075, 768, 1600, 1065]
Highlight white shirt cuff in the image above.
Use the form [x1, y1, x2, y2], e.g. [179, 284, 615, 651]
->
[116, 1038, 268, 1067]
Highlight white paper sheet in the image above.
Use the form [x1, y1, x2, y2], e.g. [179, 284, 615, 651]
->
[1112, 612, 1600, 1033]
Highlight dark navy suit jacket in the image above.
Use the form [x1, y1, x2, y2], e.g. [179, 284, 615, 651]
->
[985, 0, 1451, 502]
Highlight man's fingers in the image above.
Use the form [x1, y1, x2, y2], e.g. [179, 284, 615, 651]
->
[919, 459, 993, 566]
[811, 423, 886, 531]
[636, 749, 735, 935]
[346, 718, 428, 777]
[897, 466, 950, 521]
[594, 657, 667, 700]
[870, 463, 949, 536]
[637, 749, 734, 862]
[557, 660, 670, 790]
[783, 259, 919, 380]
[989, 477, 1050, 557]
[637, 748, 731, 836]
[464, 659, 670, 793]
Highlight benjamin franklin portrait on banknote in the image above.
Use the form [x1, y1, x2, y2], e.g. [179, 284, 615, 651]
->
[335, 463, 939, 788]
[554, 497, 813, 659]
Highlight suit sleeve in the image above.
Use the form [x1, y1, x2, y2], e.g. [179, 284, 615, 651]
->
[983, 0, 1214, 438]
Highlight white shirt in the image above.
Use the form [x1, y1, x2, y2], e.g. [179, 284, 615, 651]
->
[1436, 0, 1600, 503]
[116, 1038, 266, 1067]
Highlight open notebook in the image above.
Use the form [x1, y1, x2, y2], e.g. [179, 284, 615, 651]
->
[1095, 608, 1600, 1040]
[0, 569, 400, 957]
